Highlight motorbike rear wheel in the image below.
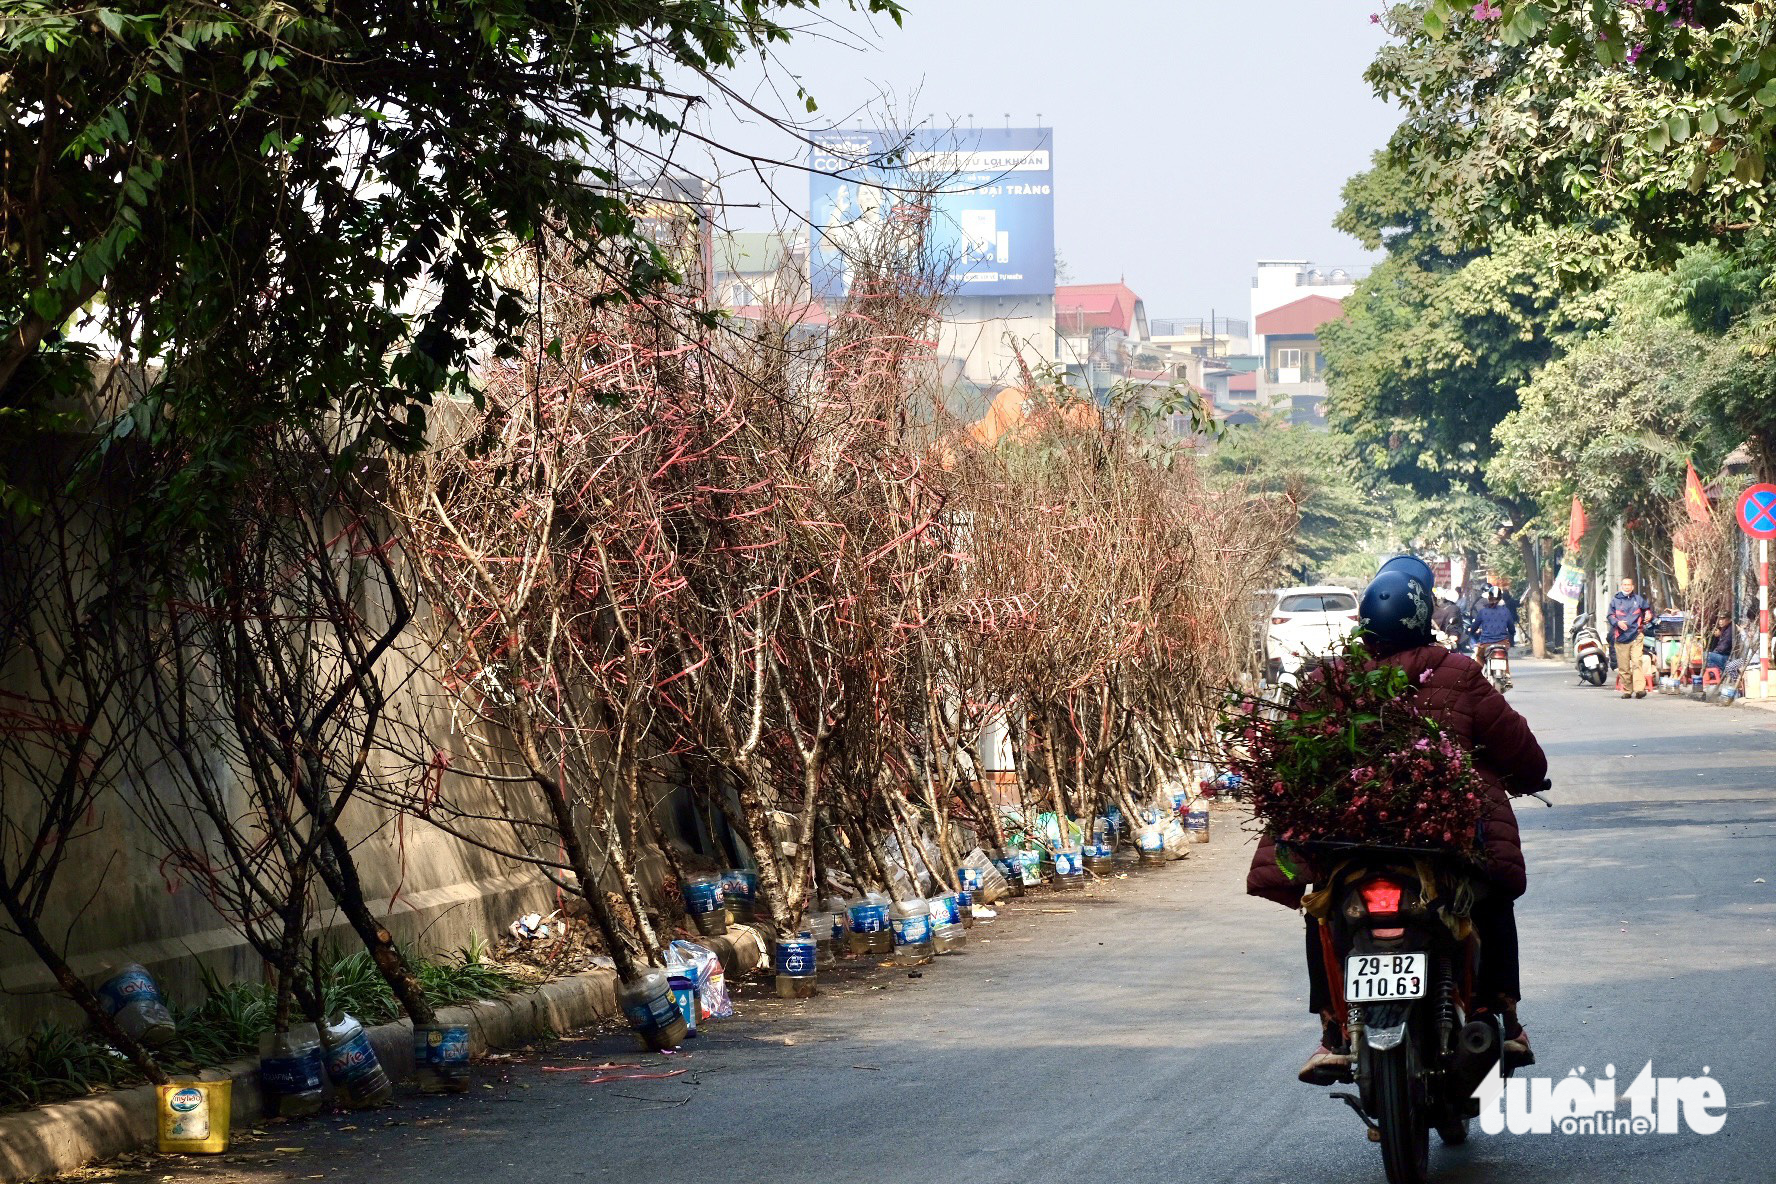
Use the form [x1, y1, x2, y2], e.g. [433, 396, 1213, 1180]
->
[1372, 1045, 1431, 1184]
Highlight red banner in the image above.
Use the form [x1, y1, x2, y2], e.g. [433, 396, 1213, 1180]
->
[1567, 496, 1588, 551]
[1686, 460, 1712, 525]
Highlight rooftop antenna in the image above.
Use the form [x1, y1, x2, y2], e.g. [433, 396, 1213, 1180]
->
[1037, 112, 1043, 128]
[967, 113, 974, 128]
[1004, 112, 1010, 130]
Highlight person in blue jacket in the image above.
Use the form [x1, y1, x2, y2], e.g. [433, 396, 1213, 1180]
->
[1470, 587, 1517, 649]
[1607, 576, 1653, 698]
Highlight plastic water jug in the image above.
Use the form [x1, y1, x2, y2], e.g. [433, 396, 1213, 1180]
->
[619, 968, 688, 1051]
[1185, 801, 1210, 843]
[956, 888, 976, 928]
[258, 1024, 325, 1117]
[890, 897, 933, 965]
[1138, 824, 1167, 865]
[682, 873, 726, 937]
[848, 898, 891, 955]
[775, 931, 818, 998]
[1083, 822, 1113, 874]
[994, 855, 1025, 897]
[413, 1022, 472, 1092]
[929, 892, 965, 953]
[1053, 846, 1084, 890]
[156, 1079, 231, 1154]
[95, 963, 177, 1048]
[320, 1013, 392, 1108]
[721, 868, 760, 923]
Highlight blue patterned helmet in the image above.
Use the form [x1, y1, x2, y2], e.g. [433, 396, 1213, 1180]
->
[1360, 570, 1434, 655]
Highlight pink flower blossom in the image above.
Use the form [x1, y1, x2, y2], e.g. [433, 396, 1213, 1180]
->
[1473, 0, 1501, 19]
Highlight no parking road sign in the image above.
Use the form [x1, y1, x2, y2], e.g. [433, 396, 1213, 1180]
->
[1736, 484, 1776, 538]
[1737, 483, 1776, 702]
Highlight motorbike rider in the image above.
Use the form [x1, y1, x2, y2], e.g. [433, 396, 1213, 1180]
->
[1431, 589, 1464, 649]
[1469, 586, 1517, 654]
[1247, 562, 1549, 1084]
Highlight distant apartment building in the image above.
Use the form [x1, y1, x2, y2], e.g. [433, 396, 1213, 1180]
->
[1253, 294, 1344, 426]
[1250, 259, 1357, 327]
[1245, 260, 1359, 427]
[713, 231, 811, 310]
[1148, 315, 1250, 359]
[1055, 281, 1150, 398]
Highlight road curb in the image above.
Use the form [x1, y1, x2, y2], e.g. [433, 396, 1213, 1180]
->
[0, 924, 769, 1184]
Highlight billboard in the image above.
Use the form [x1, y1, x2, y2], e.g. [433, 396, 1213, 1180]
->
[809, 127, 1055, 298]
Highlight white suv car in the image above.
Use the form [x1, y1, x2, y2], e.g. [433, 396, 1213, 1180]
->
[1266, 585, 1361, 682]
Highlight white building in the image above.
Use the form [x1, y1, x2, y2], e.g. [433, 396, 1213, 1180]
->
[1250, 260, 1357, 343]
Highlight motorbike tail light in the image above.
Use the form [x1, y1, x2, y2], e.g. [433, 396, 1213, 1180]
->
[1359, 879, 1405, 916]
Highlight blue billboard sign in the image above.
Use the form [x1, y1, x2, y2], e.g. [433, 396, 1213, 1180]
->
[809, 127, 1055, 298]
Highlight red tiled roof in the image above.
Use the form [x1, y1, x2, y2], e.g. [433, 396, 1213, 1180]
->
[1255, 294, 1345, 337]
[1055, 282, 1142, 335]
[1227, 372, 1257, 392]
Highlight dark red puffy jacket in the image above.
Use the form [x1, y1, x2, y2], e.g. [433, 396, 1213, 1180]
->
[1245, 644, 1547, 906]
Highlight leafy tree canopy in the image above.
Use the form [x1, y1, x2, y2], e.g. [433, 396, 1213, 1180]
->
[1378, 1, 1769, 253]
[1, 0, 899, 519]
[1489, 270, 1719, 541]
[1322, 159, 1627, 498]
[1207, 416, 1386, 583]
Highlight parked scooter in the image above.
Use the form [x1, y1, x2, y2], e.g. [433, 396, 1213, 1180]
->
[1570, 613, 1608, 686]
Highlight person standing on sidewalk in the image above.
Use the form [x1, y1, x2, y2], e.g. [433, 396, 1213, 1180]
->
[1607, 577, 1653, 698]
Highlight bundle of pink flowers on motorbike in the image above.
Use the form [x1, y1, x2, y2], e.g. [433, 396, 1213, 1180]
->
[1220, 638, 1486, 857]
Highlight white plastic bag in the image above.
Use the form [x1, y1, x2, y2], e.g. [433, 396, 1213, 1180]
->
[669, 939, 733, 1019]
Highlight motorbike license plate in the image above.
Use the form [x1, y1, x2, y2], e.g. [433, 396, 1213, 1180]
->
[1345, 953, 1427, 1002]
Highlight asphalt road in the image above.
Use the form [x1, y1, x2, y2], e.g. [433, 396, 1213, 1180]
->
[81, 659, 1776, 1184]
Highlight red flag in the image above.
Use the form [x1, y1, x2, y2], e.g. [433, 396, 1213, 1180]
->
[1685, 460, 1711, 525]
[1567, 496, 1588, 551]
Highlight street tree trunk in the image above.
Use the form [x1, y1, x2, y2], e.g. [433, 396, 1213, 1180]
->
[1519, 536, 1548, 659]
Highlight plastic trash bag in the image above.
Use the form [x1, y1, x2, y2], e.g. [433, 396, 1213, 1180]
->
[882, 833, 943, 898]
[669, 939, 733, 1019]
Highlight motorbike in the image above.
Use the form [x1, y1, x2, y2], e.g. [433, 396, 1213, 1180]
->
[1570, 614, 1608, 686]
[1481, 642, 1512, 692]
[1292, 819, 1544, 1184]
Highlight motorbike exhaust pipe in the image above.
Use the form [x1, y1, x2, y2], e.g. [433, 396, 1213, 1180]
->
[1449, 1019, 1500, 1096]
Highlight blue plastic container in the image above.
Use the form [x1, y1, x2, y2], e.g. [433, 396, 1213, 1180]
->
[774, 932, 818, 998]
[721, 869, 760, 922]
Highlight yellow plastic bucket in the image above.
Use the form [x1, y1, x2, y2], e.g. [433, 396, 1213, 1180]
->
[156, 1077, 231, 1154]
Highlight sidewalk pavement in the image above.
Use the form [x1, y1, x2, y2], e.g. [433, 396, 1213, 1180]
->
[0, 924, 774, 1184]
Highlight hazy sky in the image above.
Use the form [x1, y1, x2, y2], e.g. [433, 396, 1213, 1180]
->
[684, 0, 1399, 324]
